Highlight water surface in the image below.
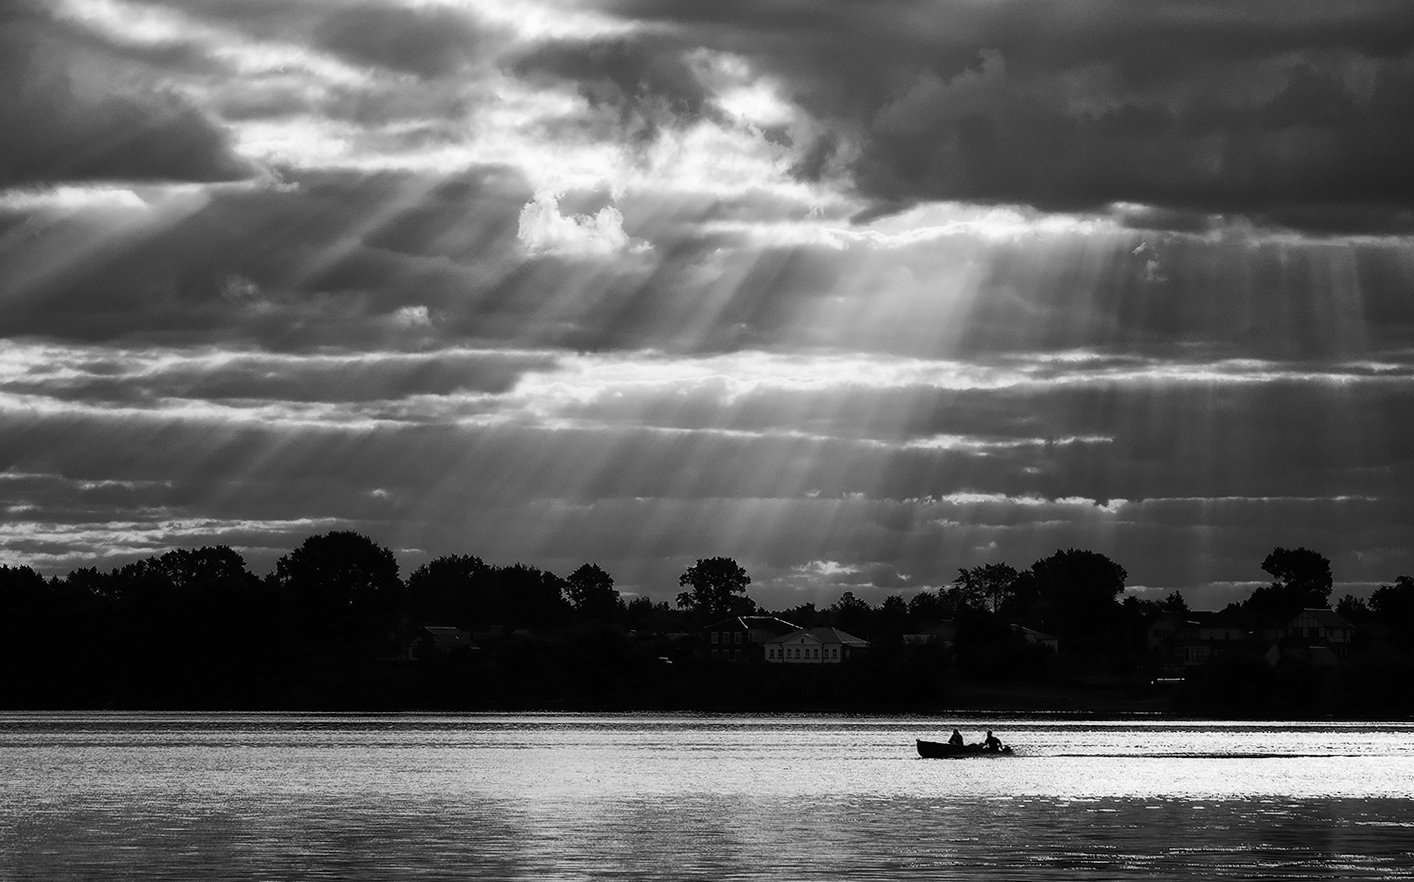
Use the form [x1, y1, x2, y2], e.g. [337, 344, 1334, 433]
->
[3, 713, 1413, 879]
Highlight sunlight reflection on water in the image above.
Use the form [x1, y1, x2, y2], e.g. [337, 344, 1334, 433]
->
[3, 713, 1414, 879]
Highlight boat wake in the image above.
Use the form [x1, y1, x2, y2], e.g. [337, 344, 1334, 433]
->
[1050, 751, 1369, 759]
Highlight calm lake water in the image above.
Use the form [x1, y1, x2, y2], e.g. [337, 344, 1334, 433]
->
[3, 713, 1414, 879]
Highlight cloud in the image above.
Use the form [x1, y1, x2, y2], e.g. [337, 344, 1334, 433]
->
[595, 0, 1414, 233]
[5, 0, 1414, 609]
[517, 191, 651, 257]
[310, 3, 494, 78]
[0, 166, 533, 346]
[509, 33, 718, 142]
[0, 3, 258, 188]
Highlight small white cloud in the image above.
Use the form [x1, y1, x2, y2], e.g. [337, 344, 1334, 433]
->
[516, 191, 651, 257]
[221, 275, 261, 302]
[0, 186, 149, 213]
[393, 305, 432, 328]
[795, 559, 860, 578]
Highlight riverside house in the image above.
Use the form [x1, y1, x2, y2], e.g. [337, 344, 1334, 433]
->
[764, 626, 871, 664]
[704, 615, 801, 662]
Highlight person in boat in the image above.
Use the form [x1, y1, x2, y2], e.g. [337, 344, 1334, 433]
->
[947, 728, 964, 747]
[981, 730, 1003, 752]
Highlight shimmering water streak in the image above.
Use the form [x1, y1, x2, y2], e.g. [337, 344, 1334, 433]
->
[3, 713, 1414, 880]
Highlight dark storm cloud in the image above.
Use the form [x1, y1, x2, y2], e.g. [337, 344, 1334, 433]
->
[310, 3, 494, 78]
[0, 166, 532, 347]
[0, 3, 257, 188]
[128, 0, 499, 78]
[510, 34, 719, 139]
[593, 0, 1414, 232]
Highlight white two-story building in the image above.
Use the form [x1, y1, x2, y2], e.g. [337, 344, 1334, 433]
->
[763, 626, 870, 664]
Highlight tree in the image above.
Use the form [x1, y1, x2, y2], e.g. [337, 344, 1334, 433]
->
[406, 554, 492, 626]
[1336, 594, 1371, 623]
[1027, 548, 1128, 649]
[624, 596, 683, 632]
[1245, 546, 1333, 623]
[1370, 575, 1414, 621]
[275, 531, 403, 656]
[152, 546, 254, 592]
[676, 557, 753, 621]
[1262, 547, 1333, 607]
[566, 563, 621, 621]
[907, 588, 953, 624]
[777, 602, 819, 628]
[490, 563, 571, 629]
[146, 547, 265, 644]
[0, 564, 53, 649]
[1159, 590, 1189, 613]
[827, 590, 872, 636]
[878, 594, 908, 638]
[1030, 549, 1127, 610]
[953, 563, 1021, 613]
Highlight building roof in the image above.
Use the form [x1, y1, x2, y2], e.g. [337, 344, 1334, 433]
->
[704, 615, 800, 635]
[1012, 625, 1058, 642]
[416, 625, 475, 651]
[1291, 608, 1353, 629]
[766, 626, 870, 647]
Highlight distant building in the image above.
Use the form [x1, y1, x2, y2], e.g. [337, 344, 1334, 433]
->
[1149, 609, 1252, 676]
[1261, 608, 1356, 665]
[1146, 611, 1188, 651]
[408, 625, 476, 660]
[1012, 624, 1058, 653]
[764, 626, 870, 664]
[1194, 612, 1247, 644]
[903, 620, 956, 649]
[704, 615, 800, 662]
[1280, 608, 1355, 655]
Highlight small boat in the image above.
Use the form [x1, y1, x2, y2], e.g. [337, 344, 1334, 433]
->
[917, 738, 1014, 758]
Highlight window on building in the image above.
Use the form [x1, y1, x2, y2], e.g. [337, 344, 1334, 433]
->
[735, 631, 743, 643]
[711, 632, 719, 644]
[711, 649, 718, 660]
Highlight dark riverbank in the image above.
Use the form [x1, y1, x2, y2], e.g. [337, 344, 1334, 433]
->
[6, 642, 1406, 719]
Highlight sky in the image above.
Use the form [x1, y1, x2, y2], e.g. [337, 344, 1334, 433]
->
[3, 0, 1414, 611]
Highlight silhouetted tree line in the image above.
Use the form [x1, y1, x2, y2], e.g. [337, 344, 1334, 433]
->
[2, 533, 1411, 714]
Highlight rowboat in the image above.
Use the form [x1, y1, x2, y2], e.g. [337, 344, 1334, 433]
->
[916, 738, 1014, 758]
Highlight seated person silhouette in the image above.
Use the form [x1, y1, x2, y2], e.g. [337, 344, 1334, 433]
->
[947, 729, 964, 747]
[981, 730, 1003, 752]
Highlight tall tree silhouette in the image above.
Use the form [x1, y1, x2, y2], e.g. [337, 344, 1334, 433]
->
[954, 562, 1021, 613]
[677, 557, 753, 621]
[492, 563, 571, 629]
[1244, 546, 1332, 623]
[406, 554, 492, 627]
[275, 531, 403, 657]
[566, 563, 620, 622]
[1028, 548, 1127, 652]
